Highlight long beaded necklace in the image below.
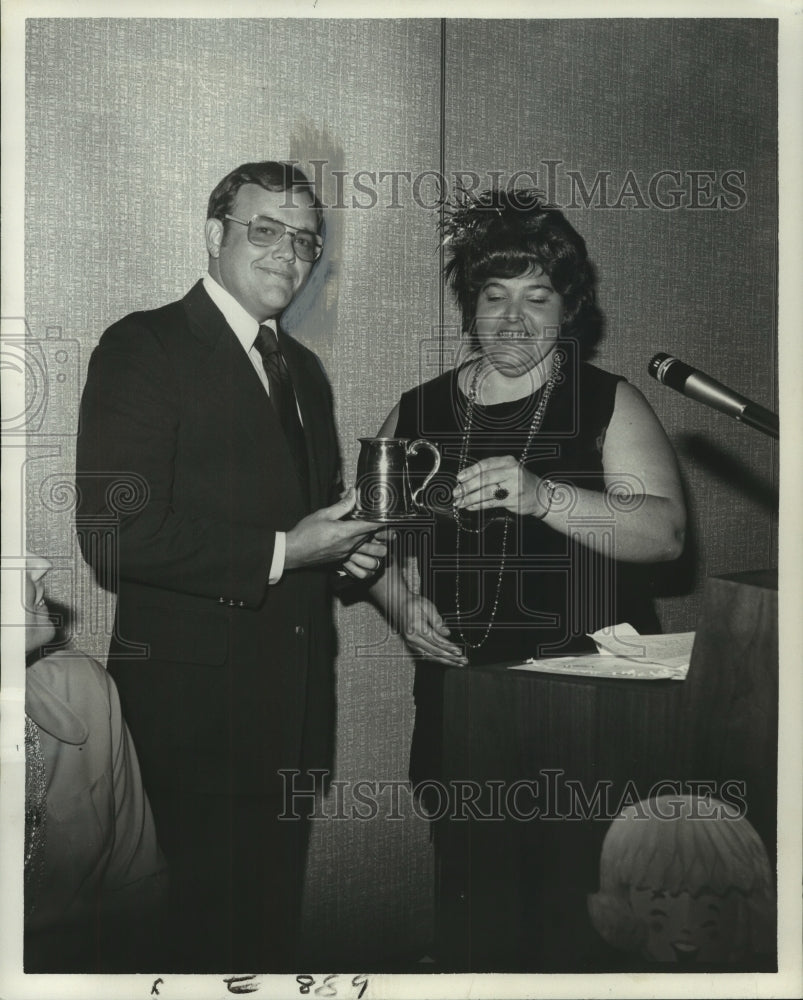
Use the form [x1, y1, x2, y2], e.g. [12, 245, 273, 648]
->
[452, 348, 563, 650]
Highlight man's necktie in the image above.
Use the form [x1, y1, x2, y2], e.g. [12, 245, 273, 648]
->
[254, 325, 309, 498]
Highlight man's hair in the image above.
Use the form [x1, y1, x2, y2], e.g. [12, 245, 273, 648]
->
[441, 187, 603, 355]
[207, 161, 323, 231]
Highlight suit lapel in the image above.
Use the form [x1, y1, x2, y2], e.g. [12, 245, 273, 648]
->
[182, 282, 308, 510]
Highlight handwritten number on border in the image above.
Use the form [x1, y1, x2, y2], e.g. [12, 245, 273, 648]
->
[296, 974, 369, 997]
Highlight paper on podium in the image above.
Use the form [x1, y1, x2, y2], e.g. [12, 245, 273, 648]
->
[508, 623, 695, 681]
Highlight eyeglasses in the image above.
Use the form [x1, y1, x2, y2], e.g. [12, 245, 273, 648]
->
[224, 214, 323, 262]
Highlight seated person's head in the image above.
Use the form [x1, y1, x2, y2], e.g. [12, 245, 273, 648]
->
[24, 554, 55, 657]
[587, 795, 775, 966]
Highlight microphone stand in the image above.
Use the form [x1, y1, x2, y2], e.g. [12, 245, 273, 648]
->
[736, 404, 780, 440]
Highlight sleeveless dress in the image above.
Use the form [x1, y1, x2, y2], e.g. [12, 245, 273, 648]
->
[393, 347, 660, 788]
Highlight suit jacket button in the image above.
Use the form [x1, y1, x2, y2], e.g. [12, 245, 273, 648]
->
[228, 599, 235, 606]
[295, 625, 305, 636]
[218, 597, 225, 603]
[239, 601, 245, 607]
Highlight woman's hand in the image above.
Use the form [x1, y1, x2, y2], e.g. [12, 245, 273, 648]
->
[399, 594, 468, 667]
[452, 384, 687, 563]
[453, 456, 549, 517]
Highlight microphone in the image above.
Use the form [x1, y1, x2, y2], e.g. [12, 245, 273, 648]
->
[648, 353, 779, 439]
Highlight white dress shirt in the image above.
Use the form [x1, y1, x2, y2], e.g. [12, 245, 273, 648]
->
[203, 273, 291, 584]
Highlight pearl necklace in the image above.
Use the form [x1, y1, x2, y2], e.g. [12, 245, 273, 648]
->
[453, 349, 563, 650]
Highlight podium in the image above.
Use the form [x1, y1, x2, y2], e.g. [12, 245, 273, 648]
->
[434, 569, 778, 971]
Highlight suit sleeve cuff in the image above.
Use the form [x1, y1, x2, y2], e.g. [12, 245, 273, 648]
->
[268, 531, 286, 584]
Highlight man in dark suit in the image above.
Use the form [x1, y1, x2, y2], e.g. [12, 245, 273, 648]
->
[75, 161, 386, 971]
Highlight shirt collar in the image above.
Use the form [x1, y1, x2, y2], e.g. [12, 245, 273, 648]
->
[203, 273, 277, 352]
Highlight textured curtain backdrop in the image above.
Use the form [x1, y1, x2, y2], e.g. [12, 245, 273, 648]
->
[24, 17, 777, 966]
[444, 19, 778, 624]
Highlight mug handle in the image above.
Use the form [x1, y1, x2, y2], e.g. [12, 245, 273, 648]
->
[407, 439, 442, 508]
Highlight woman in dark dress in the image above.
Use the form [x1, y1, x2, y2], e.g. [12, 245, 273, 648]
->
[370, 190, 686, 968]
[372, 191, 685, 971]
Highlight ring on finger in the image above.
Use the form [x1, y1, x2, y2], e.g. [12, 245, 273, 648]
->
[493, 484, 509, 501]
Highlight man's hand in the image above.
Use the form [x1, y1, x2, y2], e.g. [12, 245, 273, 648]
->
[284, 489, 385, 571]
[342, 529, 392, 580]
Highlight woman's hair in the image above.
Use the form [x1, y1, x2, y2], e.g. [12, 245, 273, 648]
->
[587, 796, 775, 958]
[441, 187, 603, 355]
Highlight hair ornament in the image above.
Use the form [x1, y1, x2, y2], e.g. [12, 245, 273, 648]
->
[439, 186, 549, 252]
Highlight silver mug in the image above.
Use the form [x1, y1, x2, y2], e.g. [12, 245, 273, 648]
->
[354, 437, 442, 520]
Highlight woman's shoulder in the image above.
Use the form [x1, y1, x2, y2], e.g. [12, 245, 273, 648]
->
[398, 368, 457, 404]
[395, 369, 459, 437]
[578, 361, 627, 390]
[26, 650, 113, 740]
[570, 362, 630, 433]
[28, 648, 107, 686]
